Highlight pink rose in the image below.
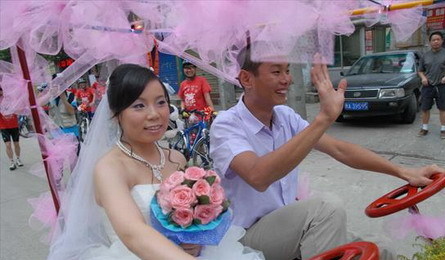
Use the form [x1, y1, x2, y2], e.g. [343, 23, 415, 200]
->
[192, 179, 211, 197]
[193, 204, 223, 225]
[184, 167, 207, 181]
[161, 171, 185, 192]
[171, 208, 194, 228]
[157, 191, 173, 214]
[170, 185, 197, 209]
[210, 184, 225, 206]
[205, 170, 221, 184]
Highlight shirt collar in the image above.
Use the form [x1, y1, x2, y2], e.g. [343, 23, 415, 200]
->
[236, 95, 281, 134]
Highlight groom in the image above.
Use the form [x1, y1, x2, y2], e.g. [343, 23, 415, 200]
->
[209, 44, 445, 259]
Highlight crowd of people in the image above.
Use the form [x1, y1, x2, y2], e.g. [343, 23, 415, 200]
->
[48, 74, 106, 140]
[1, 71, 107, 171]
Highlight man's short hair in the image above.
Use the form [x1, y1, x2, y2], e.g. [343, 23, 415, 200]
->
[429, 31, 443, 41]
[237, 44, 262, 76]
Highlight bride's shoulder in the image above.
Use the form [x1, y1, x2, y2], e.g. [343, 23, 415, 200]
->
[164, 148, 187, 170]
[94, 148, 126, 179]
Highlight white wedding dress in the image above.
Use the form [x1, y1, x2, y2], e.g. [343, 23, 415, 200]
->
[82, 184, 264, 260]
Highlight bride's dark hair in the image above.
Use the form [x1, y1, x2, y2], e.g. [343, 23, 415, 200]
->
[107, 64, 181, 171]
[108, 64, 171, 118]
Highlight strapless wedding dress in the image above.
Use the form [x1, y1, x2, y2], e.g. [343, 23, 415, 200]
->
[82, 184, 264, 260]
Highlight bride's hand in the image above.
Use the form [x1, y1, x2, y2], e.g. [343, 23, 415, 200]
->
[180, 243, 202, 257]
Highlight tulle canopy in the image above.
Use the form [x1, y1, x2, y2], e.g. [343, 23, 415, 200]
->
[0, 0, 428, 92]
[0, 1, 433, 259]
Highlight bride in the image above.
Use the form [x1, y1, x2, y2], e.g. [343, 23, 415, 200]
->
[48, 64, 264, 259]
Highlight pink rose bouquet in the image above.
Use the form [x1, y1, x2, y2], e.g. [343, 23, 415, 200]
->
[150, 167, 231, 245]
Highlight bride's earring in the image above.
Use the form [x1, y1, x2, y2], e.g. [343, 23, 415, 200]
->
[116, 126, 122, 140]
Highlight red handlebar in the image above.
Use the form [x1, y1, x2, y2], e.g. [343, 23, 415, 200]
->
[365, 173, 445, 218]
[308, 241, 379, 260]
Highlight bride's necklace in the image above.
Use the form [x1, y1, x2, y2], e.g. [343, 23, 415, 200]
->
[116, 140, 165, 182]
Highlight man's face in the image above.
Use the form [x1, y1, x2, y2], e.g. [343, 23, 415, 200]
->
[430, 35, 443, 50]
[78, 83, 87, 89]
[249, 62, 292, 107]
[183, 65, 196, 78]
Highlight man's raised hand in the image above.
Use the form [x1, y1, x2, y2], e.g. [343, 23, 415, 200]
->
[311, 62, 347, 123]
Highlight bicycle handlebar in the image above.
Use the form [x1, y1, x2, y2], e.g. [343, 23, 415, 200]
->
[181, 109, 206, 116]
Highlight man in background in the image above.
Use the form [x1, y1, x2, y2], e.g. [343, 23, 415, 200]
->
[417, 31, 445, 139]
[178, 60, 214, 113]
[72, 78, 95, 119]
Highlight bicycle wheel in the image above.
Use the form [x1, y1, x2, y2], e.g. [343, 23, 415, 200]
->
[79, 118, 89, 142]
[192, 137, 212, 169]
[169, 132, 190, 161]
[19, 124, 30, 138]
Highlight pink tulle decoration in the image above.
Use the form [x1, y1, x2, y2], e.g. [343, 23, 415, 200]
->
[27, 52, 52, 86]
[13, 1, 67, 55]
[61, 1, 155, 60]
[357, 0, 425, 42]
[161, 0, 357, 83]
[30, 132, 78, 185]
[0, 50, 51, 114]
[0, 59, 16, 74]
[384, 212, 445, 240]
[387, 5, 426, 42]
[37, 52, 99, 105]
[28, 191, 62, 244]
[0, 0, 427, 95]
[297, 172, 312, 200]
[8, 46, 52, 87]
[0, 73, 29, 115]
[0, 1, 29, 50]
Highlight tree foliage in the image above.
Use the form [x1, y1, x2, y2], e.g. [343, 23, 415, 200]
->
[0, 48, 69, 62]
[0, 49, 11, 62]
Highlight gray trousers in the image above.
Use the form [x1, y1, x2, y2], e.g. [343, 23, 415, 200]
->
[240, 198, 396, 260]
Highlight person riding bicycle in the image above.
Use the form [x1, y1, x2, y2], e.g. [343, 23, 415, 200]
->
[178, 60, 215, 121]
[72, 78, 95, 120]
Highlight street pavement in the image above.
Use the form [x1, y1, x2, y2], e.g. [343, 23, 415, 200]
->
[301, 104, 445, 258]
[1, 104, 444, 259]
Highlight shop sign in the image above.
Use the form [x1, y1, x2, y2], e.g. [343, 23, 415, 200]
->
[427, 7, 445, 30]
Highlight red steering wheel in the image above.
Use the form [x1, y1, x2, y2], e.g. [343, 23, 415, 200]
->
[308, 241, 379, 260]
[366, 173, 445, 218]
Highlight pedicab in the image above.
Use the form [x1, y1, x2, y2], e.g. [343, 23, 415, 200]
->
[309, 173, 445, 260]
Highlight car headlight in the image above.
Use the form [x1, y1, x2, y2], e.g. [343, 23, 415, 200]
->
[379, 88, 405, 99]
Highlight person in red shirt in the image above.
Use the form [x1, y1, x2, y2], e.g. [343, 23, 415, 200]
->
[92, 80, 106, 111]
[178, 61, 214, 113]
[72, 78, 96, 119]
[0, 87, 24, 170]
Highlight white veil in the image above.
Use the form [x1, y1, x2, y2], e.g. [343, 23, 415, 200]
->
[48, 94, 118, 259]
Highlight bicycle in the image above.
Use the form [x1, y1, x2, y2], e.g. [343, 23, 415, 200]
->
[168, 109, 213, 169]
[18, 115, 34, 138]
[77, 104, 90, 142]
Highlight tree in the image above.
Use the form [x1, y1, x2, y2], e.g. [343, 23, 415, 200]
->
[0, 49, 11, 62]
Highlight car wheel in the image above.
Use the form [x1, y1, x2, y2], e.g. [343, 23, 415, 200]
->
[400, 94, 417, 124]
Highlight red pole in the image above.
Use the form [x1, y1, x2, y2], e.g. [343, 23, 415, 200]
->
[15, 45, 60, 213]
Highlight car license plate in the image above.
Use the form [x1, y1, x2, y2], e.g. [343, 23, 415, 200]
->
[344, 102, 369, 111]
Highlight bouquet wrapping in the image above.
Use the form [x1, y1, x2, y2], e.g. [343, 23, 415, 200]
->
[150, 167, 231, 245]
